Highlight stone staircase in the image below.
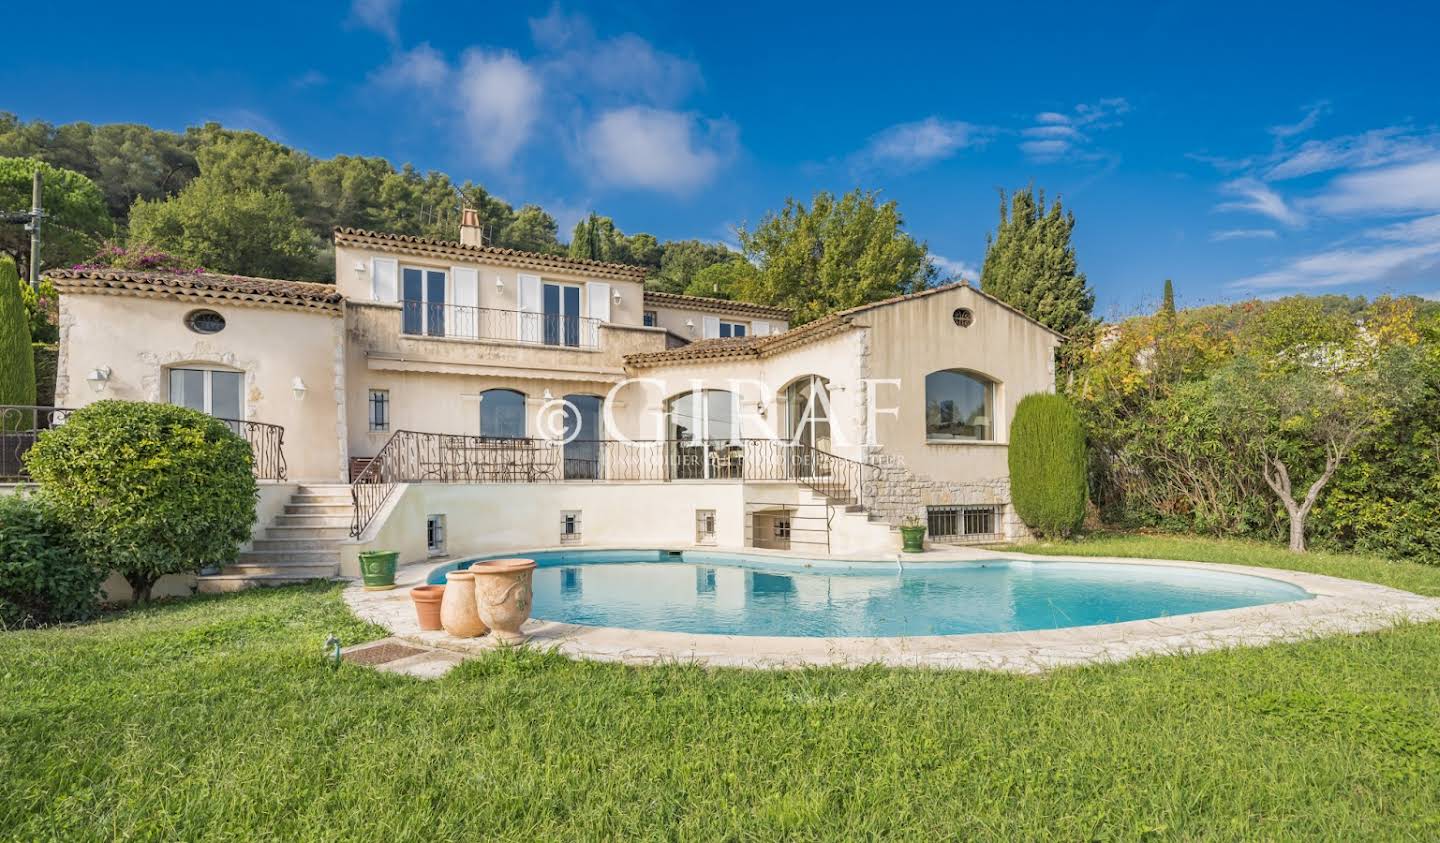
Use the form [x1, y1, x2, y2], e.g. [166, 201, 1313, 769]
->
[197, 485, 353, 594]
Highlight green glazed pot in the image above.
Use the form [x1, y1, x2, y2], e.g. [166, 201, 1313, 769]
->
[359, 550, 400, 591]
[899, 526, 926, 553]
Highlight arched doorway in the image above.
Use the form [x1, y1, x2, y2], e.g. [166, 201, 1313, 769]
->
[781, 375, 831, 478]
[665, 389, 740, 479]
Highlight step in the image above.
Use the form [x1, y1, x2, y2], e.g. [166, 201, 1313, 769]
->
[273, 514, 352, 527]
[250, 538, 344, 552]
[299, 484, 354, 494]
[267, 526, 351, 540]
[291, 493, 354, 505]
[243, 544, 344, 559]
[222, 561, 340, 577]
[197, 573, 337, 594]
[284, 503, 353, 515]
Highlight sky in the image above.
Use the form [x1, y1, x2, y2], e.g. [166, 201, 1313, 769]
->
[10, 0, 1440, 315]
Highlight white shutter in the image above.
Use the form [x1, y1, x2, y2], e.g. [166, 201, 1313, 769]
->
[371, 258, 398, 302]
[752, 321, 771, 336]
[584, 282, 610, 348]
[517, 273, 543, 343]
[452, 266, 478, 339]
[702, 315, 721, 339]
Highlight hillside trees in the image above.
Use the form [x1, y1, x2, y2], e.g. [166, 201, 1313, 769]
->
[981, 187, 1095, 336]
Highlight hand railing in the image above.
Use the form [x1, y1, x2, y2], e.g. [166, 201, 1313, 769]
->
[0, 405, 285, 482]
[348, 432, 875, 536]
[400, 300, 602, 349]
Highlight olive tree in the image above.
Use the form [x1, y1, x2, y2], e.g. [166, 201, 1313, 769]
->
[24, 401, 256, 601]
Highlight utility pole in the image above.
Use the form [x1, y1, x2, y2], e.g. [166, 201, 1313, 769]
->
[27, 170, 43, 290]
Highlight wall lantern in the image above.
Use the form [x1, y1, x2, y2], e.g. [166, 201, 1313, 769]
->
[292, 377, 308, 401]
[612, 291, 623, 305]
[495, 275, 505, 293]
[86, 366, 111, 394]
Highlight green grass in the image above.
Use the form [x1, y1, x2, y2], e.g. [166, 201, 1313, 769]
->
[2, 538, 1440, 840]
[998, 531, 1440, 596]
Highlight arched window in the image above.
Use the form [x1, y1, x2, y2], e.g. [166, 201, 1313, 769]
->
[480, 389, 527, 438]
[665, 389, 740, 479]
[780, 376, 831, 451]
[925, 370, 995, 441]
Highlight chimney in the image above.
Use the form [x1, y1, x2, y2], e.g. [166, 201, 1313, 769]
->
[459, 207, 483, 247]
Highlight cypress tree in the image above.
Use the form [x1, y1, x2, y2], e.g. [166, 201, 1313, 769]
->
[1160, 278, 1176, 317]
[1007, 393, 1087, 538]
[980, 187, 1096, 336]
[0, 255, 37, 420]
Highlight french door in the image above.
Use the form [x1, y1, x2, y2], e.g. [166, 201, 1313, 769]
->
[402, 267, 447, 337]
[543, 282, 581, 347]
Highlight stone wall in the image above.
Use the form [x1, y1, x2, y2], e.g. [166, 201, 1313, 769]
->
[863, 446, 1032, 542]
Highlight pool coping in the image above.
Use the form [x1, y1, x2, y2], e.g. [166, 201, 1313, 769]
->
[342, 545, 1440, 673]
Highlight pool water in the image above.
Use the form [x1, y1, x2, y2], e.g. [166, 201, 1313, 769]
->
[438, 551, 1311, 638]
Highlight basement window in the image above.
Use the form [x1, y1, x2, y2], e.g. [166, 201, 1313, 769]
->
[927, 505, 1001, 542]
[426, 514, 446, 556]
[696, 509, 717, 545]
[560, 510, 582, 545]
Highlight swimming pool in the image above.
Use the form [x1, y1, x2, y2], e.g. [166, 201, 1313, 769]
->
[434, 550, 1312, 638]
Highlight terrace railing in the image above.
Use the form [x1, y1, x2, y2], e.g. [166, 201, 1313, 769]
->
[401, 300, 602, 349]
[349, 431, 874, 537]
[0, 405, 286, 482]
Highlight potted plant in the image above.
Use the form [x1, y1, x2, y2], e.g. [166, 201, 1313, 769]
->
[899, 516, 926, 553]
[358, 550, 399, 591]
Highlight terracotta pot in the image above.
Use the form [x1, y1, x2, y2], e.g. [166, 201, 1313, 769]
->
[470, 558, 537, 644]
[439, 571, 487, 638]
[410, 584, 445, 631]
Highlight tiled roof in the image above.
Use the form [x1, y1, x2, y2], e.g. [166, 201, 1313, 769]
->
[624, 281, 1066, 367]
[334, 227, 650, 282]
[641, 290, 791, 321]
[47, 269, 345, 313]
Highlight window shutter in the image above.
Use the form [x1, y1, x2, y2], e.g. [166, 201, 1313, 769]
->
[517, 273, 543, 343]
[452, 266, 478, 339]
[371, 258, 398, 302]
[702, 315, 721, 339]
[752, 321, 771, 336]
[584, 282, 610, 348]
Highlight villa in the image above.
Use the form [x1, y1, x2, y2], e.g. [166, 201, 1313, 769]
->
[45, 210, 1063, 593]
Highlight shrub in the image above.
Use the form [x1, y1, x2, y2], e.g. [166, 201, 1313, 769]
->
[24, 400, 257, 602]
[0, 255, 37, 416]
[1009, 393, 1088, 538]
[0, 494, 103, 626]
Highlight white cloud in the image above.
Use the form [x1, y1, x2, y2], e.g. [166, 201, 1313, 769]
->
[456, 49, 544, 169]
[931, 254, 979, 281]
[1020, 98, 1129, 162]
[857, 118, 987, 170]
[1268, 101, 1328, 139]
[1308, 156, 1440, 216]
[373, 43, 449, 89]
[1229, 240, 1440, 291]
[529, 7, 701, 106]
[350, 0, 402, 42]
[1210, 228, 1279, 242]
[1367, 213, 1440, 243]
[582, 107, 736, 193]
[1217, 177, 1304, 227]
[1265, 127, 1439, 180]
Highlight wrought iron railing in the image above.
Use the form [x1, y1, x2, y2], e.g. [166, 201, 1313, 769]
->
[348, 431, 874, 537]
[400, 300, 602, 349]
[0, 405, 286, 482]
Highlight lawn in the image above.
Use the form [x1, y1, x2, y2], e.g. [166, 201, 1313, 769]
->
[2, 536, 1439, 840]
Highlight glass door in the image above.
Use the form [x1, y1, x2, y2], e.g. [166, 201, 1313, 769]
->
[402, 267, 447, 336]
[562, 395, 603, 479]
[783, 376, 831, 478]
[543, 283, 581, 347]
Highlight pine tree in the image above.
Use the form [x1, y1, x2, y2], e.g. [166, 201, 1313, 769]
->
[0, 255, 37, 421]
[980, 187, 1096, 336]
[1160, 278, 1176, 317]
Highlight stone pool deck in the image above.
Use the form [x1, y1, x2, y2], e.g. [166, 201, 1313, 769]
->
[342, 546, 1440, 674]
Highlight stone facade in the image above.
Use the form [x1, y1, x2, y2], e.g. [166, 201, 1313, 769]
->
[864, 445, 1032, 542]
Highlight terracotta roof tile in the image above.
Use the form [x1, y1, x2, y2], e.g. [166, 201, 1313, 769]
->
[640, 290, 791, 320]
[47, 268, 345, 313]
[334, 226, 650, 282]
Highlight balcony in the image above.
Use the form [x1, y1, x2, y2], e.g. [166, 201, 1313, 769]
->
[401, 300, 601, 350]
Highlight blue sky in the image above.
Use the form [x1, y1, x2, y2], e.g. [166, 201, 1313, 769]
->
[12, 0, 1440, 314]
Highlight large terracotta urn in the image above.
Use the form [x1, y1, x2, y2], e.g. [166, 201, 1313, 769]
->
[470, 558, 537, 644]
[439, 571, 487, 638]
[410, 584, 445, 631]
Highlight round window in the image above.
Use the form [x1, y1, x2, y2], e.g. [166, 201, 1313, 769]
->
[185, 310, 226, 334]
[952, 307, 974, 328]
